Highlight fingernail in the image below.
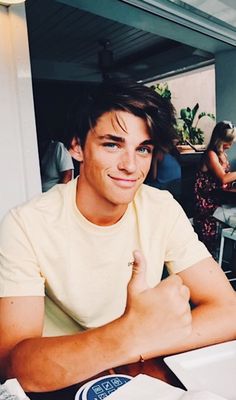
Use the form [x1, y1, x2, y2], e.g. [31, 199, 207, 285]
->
[128, 261, 135, 267]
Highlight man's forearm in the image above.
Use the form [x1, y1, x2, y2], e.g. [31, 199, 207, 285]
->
[169, 257, 236, 355]
[7, 316, 135, 393]
[188, 301, 236, 349]
[160, 300, 236, 357]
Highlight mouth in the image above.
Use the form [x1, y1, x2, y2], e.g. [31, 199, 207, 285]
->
[108, 175, 139, 188]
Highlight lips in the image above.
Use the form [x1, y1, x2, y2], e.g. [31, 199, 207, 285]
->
[110, 176, 137, 182]
[108, 175, 139, 188]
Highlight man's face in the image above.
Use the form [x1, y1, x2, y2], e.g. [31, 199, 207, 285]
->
[78, 111, 154, 208]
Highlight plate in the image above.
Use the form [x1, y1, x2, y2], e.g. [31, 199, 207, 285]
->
[164, 340, 236, 399]
[74, 374, 132, 400]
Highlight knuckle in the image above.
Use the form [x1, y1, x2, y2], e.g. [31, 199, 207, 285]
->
[181, 284, 190, 300]
[177, 301, 191, 319]
[171, 274, 183, 286]
[167, 274, 182, 286]
[183, 312, 192, 329]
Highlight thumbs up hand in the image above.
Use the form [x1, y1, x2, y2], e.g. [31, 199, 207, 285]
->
[127, 250, 149, 297]
[123, 250, 192, 360]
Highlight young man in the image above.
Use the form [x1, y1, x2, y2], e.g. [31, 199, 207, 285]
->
[0, 80, 235, 393]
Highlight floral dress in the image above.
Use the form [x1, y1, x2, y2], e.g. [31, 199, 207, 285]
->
[193, 153, 230, 254]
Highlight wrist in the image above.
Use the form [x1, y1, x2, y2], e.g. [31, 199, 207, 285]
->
[95, 315, 141, 368]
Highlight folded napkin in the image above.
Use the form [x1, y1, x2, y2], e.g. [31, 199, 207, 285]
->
[107, 374, 229, 400]
[180, 391, 228, 400]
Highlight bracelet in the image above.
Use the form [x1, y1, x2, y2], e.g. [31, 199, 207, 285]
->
[139, 354, 145, 363]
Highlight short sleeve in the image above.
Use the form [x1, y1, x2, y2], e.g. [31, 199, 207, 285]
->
[0, 210, 45, 297]
[165, 201, 211, 274]
[55, 142, 74, 173]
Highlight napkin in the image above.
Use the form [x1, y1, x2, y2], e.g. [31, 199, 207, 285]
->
[180, 391, 228, 400]
[107, 374, 229, 400]
[0, 379, 30, 400]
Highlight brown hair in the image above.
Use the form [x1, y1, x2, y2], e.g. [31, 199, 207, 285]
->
[73, 78, 177, 154]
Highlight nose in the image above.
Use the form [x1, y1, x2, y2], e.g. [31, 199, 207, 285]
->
[117, 149, 137, 173]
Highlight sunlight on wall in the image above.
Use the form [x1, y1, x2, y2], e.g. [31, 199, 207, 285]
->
[151, 65, 216, 145]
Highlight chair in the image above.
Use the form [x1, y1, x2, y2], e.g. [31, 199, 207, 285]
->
[218, 227, 236, 267]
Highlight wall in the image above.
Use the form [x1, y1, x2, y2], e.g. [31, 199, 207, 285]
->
[227, 143, 236, 171]
[215, 49, 236, 123]
[160, 66, 216, 145]
[215, 49, 236, 170]
[0, 4, 41, 221]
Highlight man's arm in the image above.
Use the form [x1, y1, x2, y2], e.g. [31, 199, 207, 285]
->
[176, 257, 236, 350]
[0, 251, 192, 393]
[59, 169, 73, 184]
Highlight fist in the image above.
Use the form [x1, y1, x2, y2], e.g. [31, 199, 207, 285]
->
[124, 250, 192, 359]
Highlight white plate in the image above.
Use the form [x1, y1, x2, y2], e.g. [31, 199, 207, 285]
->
[164, 340, 236, 400]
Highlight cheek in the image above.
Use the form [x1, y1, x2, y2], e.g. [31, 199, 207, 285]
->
[84, 152, 109, 175]
[141, 158, 152, 173]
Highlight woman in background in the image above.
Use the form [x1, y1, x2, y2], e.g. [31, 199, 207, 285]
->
[193, 121, 236, 255]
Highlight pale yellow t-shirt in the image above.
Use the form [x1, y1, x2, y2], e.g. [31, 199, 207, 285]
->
[0, 179, 210, 332]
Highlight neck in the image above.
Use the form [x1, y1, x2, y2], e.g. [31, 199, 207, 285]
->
[75, 178, 128, 226]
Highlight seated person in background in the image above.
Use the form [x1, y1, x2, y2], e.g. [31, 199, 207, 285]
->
[193, 120, 236, 255]
[145, 137, 181, 201]
[40, 139, 74, 192]
[0, 80, 235, 393]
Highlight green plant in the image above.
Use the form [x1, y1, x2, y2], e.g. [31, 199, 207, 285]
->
[151, 82, 172, 100]
[150, 82, 215, 145]
[177, 103, 215, 145]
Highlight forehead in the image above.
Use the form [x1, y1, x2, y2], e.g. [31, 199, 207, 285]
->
[91, 110, 151, 139]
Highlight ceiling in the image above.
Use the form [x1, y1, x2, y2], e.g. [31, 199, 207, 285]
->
[25, 0, 236, 84]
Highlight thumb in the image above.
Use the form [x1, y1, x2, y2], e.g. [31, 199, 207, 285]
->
[127, 250, 149, 295]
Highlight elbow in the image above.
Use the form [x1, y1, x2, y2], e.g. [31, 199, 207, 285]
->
[4, 341, 37, 392]
[219, 174, 228, 185]
[220, 173, 235, 185]
[0, 351, 18, 386]
[4, 346, 27, 390]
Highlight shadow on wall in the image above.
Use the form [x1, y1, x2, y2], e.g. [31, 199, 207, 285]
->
[227, 142, 236, 171]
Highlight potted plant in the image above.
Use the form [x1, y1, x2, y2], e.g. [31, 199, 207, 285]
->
[151, 82, 172, 100]
[151, 82, 215, 149]
[177, 103, 215, 146]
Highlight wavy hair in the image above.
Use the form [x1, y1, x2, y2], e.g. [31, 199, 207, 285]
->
[206, 121, 236, 155]
[73, 78, 177, 154]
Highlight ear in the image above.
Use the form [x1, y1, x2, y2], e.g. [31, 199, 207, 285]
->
[77, 145, 84, 162]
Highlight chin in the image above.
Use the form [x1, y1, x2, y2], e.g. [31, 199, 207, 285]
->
[109, 190, 138, 206]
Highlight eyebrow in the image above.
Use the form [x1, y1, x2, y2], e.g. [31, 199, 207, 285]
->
[98, 134, 154, 146]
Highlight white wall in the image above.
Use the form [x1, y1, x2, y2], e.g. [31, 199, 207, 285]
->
[150, 66, 216, 145]
[0, 4, 41, 221]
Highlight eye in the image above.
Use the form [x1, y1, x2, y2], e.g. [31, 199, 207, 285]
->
[102, 142, 119, 150]
[137, 146, 153, 155]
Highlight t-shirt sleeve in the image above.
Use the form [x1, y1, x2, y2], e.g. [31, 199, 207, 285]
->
[0, 209, 45, 297]
[55, 142, 74, 172]
[164, 201, 211, 274]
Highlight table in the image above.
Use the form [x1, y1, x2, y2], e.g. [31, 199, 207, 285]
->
[26, 357, 185, 400]
[218, 187, 236, 205]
